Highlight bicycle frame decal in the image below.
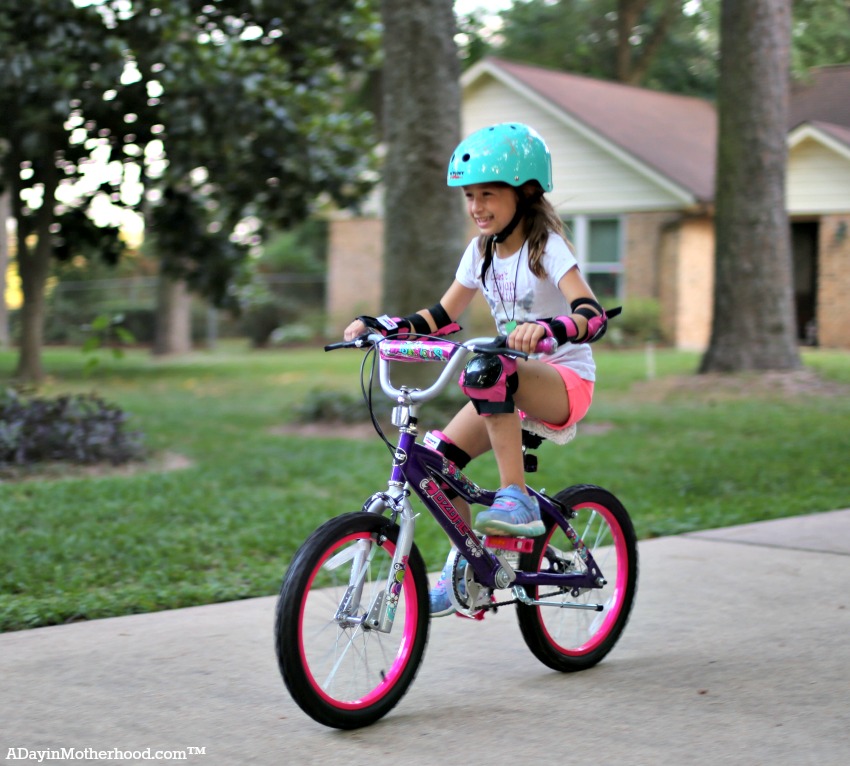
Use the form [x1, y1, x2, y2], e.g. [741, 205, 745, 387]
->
[386, 555, 409, 621]
[418, 477, 468, 532]
[563, 522, 589, 562]
[418, 477, 485, 560]
[438, 458, 483, 500]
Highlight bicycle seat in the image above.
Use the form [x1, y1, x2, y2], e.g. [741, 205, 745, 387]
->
[522, 430, 546, 450]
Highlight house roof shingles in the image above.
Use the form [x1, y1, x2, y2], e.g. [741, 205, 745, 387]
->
[487, 58, 717, 202]
[481, 59, 850, 203]
[789, 65, 850, 134]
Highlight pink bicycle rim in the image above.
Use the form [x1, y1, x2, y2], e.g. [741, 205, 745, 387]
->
[539, 502, 629, 655]
[298, 533, 420, 709]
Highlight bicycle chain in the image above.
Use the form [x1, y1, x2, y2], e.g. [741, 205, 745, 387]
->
[450, 558, 564, 613]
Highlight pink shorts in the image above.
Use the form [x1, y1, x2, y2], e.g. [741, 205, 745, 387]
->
[535, 364, 594, 430]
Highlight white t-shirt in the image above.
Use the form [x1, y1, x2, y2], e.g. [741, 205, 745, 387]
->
[455, 235, 596, 381]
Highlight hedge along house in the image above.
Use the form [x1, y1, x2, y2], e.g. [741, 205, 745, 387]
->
[326, 58, 850, 349]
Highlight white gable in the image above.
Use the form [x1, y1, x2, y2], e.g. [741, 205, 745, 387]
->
[462, 75, 690, 214]
[787, 126, 850, 214]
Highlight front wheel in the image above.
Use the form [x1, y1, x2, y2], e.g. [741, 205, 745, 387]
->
[517, 485, 638, 672]
[275, 512, 430, 729]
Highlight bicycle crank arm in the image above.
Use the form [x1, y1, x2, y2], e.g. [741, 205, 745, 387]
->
[511, 585, 604, 612]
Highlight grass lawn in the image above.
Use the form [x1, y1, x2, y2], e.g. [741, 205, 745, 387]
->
[0, 341, 848, 631]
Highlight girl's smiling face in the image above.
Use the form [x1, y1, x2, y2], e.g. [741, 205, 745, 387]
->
[463, 183, 519, 237]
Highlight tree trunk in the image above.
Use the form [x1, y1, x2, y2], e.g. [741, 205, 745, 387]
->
[13, 167, 58, 384]
[700, 0, 800, 373]
[153, 274, 192, 355]
[0, 190, 9, 347]
[380, 0, 467, 316]
[616, 0, 646, 83]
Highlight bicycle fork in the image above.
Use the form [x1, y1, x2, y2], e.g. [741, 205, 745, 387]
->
[334, 484, 417, 633]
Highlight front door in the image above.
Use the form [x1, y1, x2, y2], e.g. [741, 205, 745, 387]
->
[791, 221, 818, 345]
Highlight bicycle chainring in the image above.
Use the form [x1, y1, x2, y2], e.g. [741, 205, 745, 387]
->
[448, 551, 495, 617]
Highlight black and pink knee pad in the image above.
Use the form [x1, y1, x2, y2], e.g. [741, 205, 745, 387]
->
[459, 354, 519, 415]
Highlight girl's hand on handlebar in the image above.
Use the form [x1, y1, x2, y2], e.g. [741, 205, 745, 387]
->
[343, 318, 368, 341]
[508, 322, 549, 355]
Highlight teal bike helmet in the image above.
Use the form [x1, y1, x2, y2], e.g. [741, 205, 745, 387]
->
[447, 123, 553, 192]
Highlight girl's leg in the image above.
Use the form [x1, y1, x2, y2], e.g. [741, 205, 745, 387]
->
[473, 359, 571, 536]
[431, 364, 574, 614]
[512, 358, 572, 424]
[440, 402, 491, 528]
[429, 403, 490, 616]
[479, 358, 570, 491]
[443, 359, 571, 493]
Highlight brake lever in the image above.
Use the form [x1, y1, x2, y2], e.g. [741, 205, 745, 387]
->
[469, 333, 557, 359]
[324, 333, 382, 352]
[469, 336, 530, 362]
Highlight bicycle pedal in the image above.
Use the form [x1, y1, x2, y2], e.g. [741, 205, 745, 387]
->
[484, 535, 534, 553]
[454, 594, 497, 621]
[455, 608, 487, 621]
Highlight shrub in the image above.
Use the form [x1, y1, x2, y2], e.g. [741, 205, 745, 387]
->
[292, 389, 367, 424]
[0, 390, 146, 467]
[239, 301, 288, 348]
[607, 298, 663, 346]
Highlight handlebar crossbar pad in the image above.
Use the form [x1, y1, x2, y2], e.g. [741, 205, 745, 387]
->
[378, 339, 459, 363]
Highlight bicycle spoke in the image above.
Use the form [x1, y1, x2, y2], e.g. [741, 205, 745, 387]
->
[276, 515, 430, 727]
[517, 488, 637, 671]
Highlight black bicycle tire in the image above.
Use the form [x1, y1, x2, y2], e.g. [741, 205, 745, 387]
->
[516, 484, 638, 672]
[275, 512, 430, 729]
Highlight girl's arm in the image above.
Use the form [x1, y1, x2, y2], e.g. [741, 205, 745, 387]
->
[343, 280, 476, 340]
[423, 280, 477, 329]
[508, 265, 611, 353]
[555, 266, 600, 340]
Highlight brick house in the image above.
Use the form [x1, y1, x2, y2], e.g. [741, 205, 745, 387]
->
[327, 58, 850, 349]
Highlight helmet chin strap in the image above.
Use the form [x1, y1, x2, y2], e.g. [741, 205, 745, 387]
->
[479, 192, 534, 282]
[492, 199, 527, 244]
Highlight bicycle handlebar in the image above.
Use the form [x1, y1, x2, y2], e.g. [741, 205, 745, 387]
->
[325, 334, 557, 404]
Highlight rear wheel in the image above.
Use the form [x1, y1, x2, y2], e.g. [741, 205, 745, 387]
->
[275, 513, 430, 729]
[516, 485, 637, 672]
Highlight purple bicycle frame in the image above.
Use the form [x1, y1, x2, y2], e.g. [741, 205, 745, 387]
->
[390, 430, 605, 593]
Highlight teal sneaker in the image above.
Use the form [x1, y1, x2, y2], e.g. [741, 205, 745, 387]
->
[475, 485, 545, 537]
[429, 549, 467, 617]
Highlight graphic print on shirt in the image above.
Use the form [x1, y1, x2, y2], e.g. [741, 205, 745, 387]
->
[486, 266, 536, 334]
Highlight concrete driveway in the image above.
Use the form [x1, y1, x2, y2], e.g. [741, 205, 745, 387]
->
[2, 509, 850, 765]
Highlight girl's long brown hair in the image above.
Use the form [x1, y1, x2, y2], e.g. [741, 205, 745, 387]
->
[476, 182, 567, 282]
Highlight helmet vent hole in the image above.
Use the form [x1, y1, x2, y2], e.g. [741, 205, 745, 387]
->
[462, 153, 471, 162]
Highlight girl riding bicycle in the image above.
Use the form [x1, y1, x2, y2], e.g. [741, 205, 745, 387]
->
[344, 122, 617, 617]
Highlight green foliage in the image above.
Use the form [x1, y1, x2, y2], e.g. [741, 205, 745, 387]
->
[469, 0, 847, 97]
[238, 300, 292, 348]
[292, 389, 370, 424]
[791, 0, 850, 77]
[0, 0, 380, 380]
[491, 0, 720, 97]
[229, 219, 330, 346]
[259, 220, 328, 275]
[0, 388, 145, 468]
[131, 0, 380, 306]
[0, 0, 144, 239]
[80, 313, 136, 374]
[607, 298, 662, 346]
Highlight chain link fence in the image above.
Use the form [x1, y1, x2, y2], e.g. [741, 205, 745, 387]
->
[11, 273, 326, 347]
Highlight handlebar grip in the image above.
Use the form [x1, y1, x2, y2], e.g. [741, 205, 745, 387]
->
[325, 332, 385, 351]
[324, 341, 352, 351]
[535, 337, 557, 355]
